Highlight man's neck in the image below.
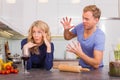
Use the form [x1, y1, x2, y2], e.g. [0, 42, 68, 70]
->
[85, 26, 97, 34]
[84, 26, 97, 39]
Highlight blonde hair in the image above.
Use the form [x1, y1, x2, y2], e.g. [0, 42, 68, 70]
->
[83, 5, 101, 19]
[27, 20, 51, 54]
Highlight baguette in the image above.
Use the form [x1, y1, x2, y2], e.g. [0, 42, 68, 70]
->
[80, 68, 90, 72]
[58, 64, 82, 73]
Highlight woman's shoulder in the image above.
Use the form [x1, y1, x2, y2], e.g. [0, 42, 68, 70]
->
[21, 38, 27, 47]
[50, 42, 53, 44]
[50, 42, 54, 48]
[21, 38, 27, 43]
[50, 42, 54, 45]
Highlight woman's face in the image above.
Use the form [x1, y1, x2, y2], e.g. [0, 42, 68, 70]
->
[32, 26, 43, 44]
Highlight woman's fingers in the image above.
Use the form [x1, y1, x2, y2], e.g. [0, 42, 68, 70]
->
[28, 42, 37, 48]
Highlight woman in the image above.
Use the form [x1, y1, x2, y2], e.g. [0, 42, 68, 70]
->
[21, 20, 54, 70]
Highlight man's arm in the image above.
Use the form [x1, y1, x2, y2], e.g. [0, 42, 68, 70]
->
[61, 17, 76, 40]
[77, 50, 103, 69]
[64, 29, 76, 40]
[66, 41, 104, 69]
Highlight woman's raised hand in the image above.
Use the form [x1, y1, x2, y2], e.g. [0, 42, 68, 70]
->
[41, 31, 50, 46]
[41, 30, 51, 53]
[24, 42, 37, 49]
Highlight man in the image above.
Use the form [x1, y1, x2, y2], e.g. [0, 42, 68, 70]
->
[61, 5, 105, 69]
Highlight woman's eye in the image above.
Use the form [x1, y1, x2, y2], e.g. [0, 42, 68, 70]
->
[33, 31, 35, 33]
[38, 31, 41, 33]
[33, 31, 41, 33]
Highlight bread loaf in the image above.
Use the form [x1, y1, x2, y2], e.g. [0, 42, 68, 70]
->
[58, 64, 82, 72]
[80, 68, 90, 72]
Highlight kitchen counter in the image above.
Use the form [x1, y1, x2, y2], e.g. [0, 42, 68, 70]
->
[0, 64, 120, 80]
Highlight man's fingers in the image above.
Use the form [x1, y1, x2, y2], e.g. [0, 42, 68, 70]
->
[66, 17, 68, 21]
[63, 17, 66, 22]
[69, 18, 72, 23]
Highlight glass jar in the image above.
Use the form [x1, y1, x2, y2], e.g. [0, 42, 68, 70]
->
[109, 43, 120, 77]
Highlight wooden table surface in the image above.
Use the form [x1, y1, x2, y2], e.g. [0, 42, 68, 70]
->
[0, 64, 120, 80]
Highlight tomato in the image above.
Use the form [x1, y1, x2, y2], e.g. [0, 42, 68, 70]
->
[1, 70, 6, 74]
[0, 70, 2, 74]
[10, 69, 15, 73]
[6, 65, 12, 70]
[14, 69, 19, 73]
[6, 70, 10, 74]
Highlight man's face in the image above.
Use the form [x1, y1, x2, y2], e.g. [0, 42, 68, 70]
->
[82, 11, 98, 30]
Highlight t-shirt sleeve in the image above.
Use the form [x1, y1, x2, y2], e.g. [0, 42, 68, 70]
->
[94, 32, 105, 51]
[71, 23, 83, 35]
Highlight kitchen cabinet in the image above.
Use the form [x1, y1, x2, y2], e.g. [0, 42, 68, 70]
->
[0, 0, 119, 36]
[0, 0, 23, 35]
[95, 0, 119, 17]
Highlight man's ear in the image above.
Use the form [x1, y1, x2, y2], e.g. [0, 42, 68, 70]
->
[95, 18, 99, 22]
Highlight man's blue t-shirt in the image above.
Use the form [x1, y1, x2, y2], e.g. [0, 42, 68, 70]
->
[71, 23, 105, 69]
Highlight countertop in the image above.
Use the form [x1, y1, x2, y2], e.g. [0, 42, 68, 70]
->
[0, 64, 120, 80]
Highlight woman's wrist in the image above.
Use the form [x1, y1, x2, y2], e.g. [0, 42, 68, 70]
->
[46, 46, 51, 53]
[23, 45, 29, 56]
[23, 44, 29, 50]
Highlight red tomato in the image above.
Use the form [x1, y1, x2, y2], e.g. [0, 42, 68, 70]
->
[0, 70, 2, 74]
[14, 69, 19, 73]
[6, 70, 10, 74]
[6, 65, 11, 70]
[1, 70, 6, 74]
[10, 69, 14, 73]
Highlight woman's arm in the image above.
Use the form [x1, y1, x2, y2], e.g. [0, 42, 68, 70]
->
[44, 43, 54, 70]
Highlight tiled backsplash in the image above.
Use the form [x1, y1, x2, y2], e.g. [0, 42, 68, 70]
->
[52, 36, 77, 60]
